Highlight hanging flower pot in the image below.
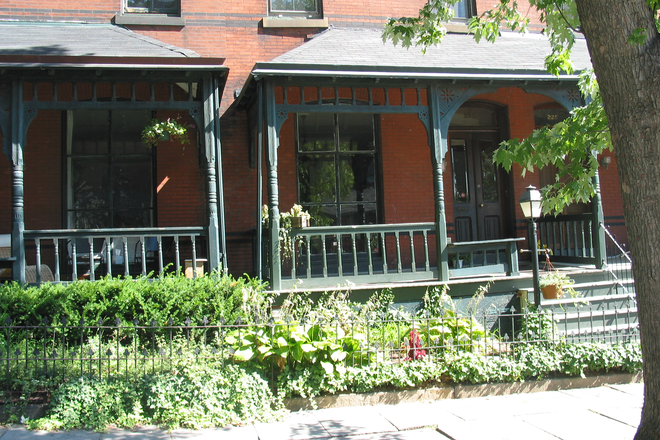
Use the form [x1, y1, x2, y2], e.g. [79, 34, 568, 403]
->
[141, 118, 193, 146]
[541, 284, 562, 299]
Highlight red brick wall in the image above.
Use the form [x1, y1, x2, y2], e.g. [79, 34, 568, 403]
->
[1, 0, 540, 114]
[153, 110, 206, 228]
[23, 111, 62, 230]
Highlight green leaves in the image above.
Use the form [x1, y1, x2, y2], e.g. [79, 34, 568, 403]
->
[493, 70, 611, 215]
[382, 0, 456, 51]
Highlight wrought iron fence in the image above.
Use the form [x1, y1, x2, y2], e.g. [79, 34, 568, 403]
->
[0, 306, 640, 400]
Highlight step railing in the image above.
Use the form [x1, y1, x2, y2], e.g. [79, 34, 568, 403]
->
[536, 213, 596, 264]
[601, 223, 635, 298]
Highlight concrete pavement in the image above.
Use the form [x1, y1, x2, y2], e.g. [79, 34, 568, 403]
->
[0, 383, 643, 440]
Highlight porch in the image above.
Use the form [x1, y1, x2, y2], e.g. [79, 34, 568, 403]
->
[259, 212, 606, 293]
[0, 23, 229, 285]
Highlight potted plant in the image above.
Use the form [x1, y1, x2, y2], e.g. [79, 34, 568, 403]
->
[539, 270, 579, 299]
[450, 252, 471, 268]
[141, 118, 193, 146]
[262, 204, 312, 261]
[288, 204, 311, 228]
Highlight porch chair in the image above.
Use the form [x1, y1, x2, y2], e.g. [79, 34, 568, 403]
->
[68, 238, 106, 279]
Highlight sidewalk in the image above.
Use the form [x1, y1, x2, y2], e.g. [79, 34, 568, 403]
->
[0, 383, 643, 440]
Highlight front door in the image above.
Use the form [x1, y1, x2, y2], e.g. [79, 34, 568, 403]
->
[450, 132, 508, 241]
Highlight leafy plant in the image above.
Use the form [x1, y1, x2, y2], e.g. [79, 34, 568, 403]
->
[262, 204, 312, 261]
[141, 118, 193, 146]
[539, 271, 579, 298]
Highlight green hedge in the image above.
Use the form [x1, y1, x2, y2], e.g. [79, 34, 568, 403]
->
[0, 272, 272, 326]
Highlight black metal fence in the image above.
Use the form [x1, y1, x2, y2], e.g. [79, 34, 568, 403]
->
[0, 305, 640, 398]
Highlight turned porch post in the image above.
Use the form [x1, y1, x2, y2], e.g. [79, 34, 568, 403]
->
[264, 80, 282, 290]
[10, 79, 26, 284]
[201, 76, 224, 272]
[428, 86, 450, 281]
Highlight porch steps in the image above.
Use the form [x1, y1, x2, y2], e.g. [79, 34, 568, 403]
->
[540, 276, 638, 340]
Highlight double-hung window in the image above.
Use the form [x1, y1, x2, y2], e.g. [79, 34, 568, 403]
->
[297, 112, 379, 227]
[124, 0, 180, 15]
[269, 0, 322, 18]
[66, 109, 155, 229]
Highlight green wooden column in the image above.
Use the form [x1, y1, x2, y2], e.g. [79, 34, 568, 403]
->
[428, 85, 449, 281]
[10, 79, 26, 284]
[201, 76, 222, 272]
[264, 80, 282, 290]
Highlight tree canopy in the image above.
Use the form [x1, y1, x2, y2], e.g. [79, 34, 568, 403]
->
[382, 0, 660, 214]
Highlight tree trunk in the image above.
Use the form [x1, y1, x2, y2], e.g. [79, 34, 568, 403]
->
[574, 1, 660, 438]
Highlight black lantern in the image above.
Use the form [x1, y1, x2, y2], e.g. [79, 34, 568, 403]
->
[519, 185, 543, 306]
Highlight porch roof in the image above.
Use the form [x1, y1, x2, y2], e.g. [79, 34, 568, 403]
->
[251, 27, 591, 82]
[0, 21, 226, 71]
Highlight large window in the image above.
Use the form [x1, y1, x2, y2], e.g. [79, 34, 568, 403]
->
[269, 0, 322, 18]
[66, 110, 154, 229]
[124, 0, 180, 14]
[297, 113, 378, 226]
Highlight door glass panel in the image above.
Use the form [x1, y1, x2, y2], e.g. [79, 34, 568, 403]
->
[480, 140, 499, 203]
[112, 110, 152, 154]
[112, 158, 153, 209]
[298, 113, 334, 152]
[450, 106, 498, 127]
[70, 111, 108, 155]
[71, 158, 109, 209]
[341, 203, 377, 225]
[338, 113, 374, 151]
[298, 154, 336, 203]
[451, 139, 469, 202]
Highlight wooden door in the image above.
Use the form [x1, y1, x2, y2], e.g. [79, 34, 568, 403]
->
[450, 133, 507, 242]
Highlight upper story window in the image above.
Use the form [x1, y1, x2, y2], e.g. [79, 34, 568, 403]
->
[451, 0, 475, 19]
[124, 0, 180, 15]
[269, 0, 322, 18]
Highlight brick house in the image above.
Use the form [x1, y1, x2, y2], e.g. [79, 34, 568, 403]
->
[0, 0, 626, 299]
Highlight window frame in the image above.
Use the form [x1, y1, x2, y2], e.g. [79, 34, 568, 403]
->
[65, 109, 156, 230]
[268, 0, 323, 18]
[123, 0, 181, 15]
[450, 0, 476, 20]
[295, 112, 381, 227]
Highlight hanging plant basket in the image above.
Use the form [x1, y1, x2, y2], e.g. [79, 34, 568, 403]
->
[541, 284, 563, 299]
[141, 118, 193, 146]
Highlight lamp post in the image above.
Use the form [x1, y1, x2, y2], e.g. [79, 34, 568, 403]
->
[519, 185, 543, 306]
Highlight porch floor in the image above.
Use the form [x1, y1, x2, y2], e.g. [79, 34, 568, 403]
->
[273, 261, 606, 303]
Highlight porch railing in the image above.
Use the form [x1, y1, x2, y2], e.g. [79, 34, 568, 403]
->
[284, 223, 438, 289]
[537, 213, 597, 264]
[265, 223, 523, 289]
[22, 227, 207, 284]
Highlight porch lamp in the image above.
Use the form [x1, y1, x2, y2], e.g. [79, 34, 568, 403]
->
[519, 185, 543, 307]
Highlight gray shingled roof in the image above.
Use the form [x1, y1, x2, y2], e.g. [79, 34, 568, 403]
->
[0, 21, 200, 58]
[258, 27, 591, 77]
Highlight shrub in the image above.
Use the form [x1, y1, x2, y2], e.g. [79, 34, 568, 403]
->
[0, 272, 272, 327]
[30, 363, 284, 431]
